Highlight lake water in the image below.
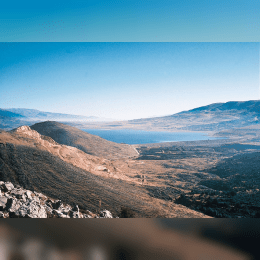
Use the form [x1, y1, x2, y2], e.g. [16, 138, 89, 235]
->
[82, 129, 222, 145]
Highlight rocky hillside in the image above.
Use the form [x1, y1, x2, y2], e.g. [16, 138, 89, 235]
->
[0, 181, 113, 218]
[0, 127, 178, 217]
[31, 121, 138, 159]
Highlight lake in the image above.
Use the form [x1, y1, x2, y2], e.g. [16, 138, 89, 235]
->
[82, 129, 222, 145]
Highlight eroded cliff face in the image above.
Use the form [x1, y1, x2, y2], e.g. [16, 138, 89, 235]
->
[0, 181, 114, 218]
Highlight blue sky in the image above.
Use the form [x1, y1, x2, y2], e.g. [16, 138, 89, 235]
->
[0, 0, 259, 42]
[0, 43, 259, 120]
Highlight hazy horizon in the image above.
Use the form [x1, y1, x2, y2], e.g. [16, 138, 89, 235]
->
[1, 42, 259, 120]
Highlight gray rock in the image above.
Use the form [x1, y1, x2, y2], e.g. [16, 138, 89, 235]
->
[69, 210, 81, 218]
[11, 188, 25, 199]
[83, 214, 93, 218]
[2, 182, 14, 192]
[18, 205, 29, 218]
[0, 197, 8, 211]
[25, 190, 32, 200]
[0, 181, 99, 218]
[59, 214, 70, 218]
[27, 202, 47, 218]
[59, 205, 72, 215]
[53, 209, 70, 218]
[100, 210, 113, 218]
[8, 198, 22, 213]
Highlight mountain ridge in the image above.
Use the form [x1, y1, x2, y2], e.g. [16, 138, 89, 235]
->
[1, 100, 260, 131]
[112, 100, 260, 132]
[7, 108, 100, 121]
[0, 109, 25, 119]
[31, 121, 138, 159]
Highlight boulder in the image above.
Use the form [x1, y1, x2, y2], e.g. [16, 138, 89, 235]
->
[25, 199, 47, 218]
[2, 182, 14, 192]
[100, 210, 113, 218]
[0, 197, 8, 211]
[11, 188, 26, 200]
[59, 205, 72, 215]
[8, 198, 24, 218]
[0, 181, 109, 218]
[25, 190, 32, 200]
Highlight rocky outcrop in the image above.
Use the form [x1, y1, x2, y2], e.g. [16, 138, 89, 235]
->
[0, 181, 114, 218]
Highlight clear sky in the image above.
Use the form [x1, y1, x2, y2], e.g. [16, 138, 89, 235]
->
[0, 43, 259, 120]
[0, 0, 259, 42]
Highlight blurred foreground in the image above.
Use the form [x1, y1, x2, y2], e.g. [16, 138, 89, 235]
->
[0, 219, 259, 260]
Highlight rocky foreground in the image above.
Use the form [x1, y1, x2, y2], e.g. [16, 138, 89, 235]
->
[0, 181, 114, 218]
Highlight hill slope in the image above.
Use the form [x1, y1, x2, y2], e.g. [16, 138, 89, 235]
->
[0, 130, 155, 217]
[0, 128, 205, 217]
[10, 125, 135, 182]
[31, 121, 138, 159]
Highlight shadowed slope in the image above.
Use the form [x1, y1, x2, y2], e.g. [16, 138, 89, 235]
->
[31, 121, 138, 159]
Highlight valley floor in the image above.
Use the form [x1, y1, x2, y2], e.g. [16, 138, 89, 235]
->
[115, 136, 260, 218]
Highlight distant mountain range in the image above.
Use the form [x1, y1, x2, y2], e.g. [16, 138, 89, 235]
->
[0, 108, 112, 130]
[7, 108, 99, 121]
[1, 100, 260, 131]
[116, 100, 260, 132]
[0, 109, 25, 118]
